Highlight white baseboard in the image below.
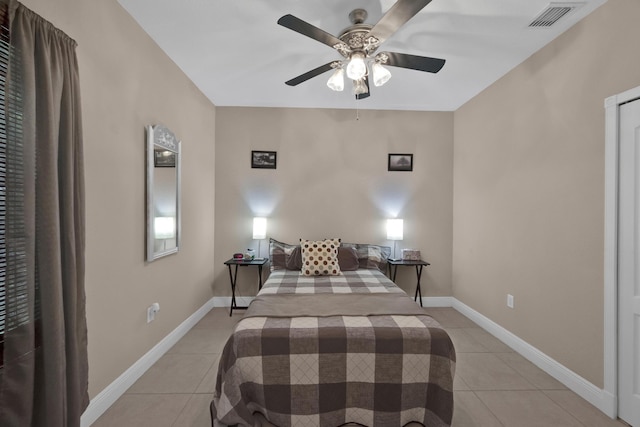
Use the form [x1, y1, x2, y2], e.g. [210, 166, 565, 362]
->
[80, 297, 217, 427]
[421, 296, 454, 307]
[451, 299, 616, 418]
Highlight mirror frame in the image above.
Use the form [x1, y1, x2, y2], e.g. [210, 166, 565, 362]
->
[146, 124, 181, 262]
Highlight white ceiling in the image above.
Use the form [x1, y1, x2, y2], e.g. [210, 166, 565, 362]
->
[117, 0, 606, 112]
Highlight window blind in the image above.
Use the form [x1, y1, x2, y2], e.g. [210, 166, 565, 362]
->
[0, 2, 34, 368]
[0, 3, 9, 354]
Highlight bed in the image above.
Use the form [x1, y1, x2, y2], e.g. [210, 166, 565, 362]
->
[211, 239, 456, 427]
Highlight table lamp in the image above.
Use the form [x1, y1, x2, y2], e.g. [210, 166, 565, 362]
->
[387, 218, 403, 260]
[253, 217, 267, 260]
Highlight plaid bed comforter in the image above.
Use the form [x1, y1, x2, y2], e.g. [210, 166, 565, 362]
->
[258, 269, 406, 295]
[212, 269, 456, 427]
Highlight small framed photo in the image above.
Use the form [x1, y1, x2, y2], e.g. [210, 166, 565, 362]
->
[388, 153, 413, 172]
[251, 150, 277, 169]
[154, 149, 176, 167]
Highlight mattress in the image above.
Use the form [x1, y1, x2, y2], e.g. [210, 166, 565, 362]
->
[211, 269, 456, 427]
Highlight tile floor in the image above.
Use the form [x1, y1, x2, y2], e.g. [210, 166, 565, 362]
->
[93, 307, 627, 427]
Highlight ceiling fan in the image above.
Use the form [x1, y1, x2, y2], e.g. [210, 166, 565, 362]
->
[277, 0, 445, 100]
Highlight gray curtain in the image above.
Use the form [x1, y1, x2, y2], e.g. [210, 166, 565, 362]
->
[0, 1, 89, 426]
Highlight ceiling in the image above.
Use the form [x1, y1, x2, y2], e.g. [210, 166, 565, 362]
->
[117, 0, 607, 112]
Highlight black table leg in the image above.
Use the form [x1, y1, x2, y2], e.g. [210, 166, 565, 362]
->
[228, 264, 239, 316]
[227, 263, 263, 315]
[224, 259, 268, 316]
[391, 264, 398, 282]
[414, 265, 423, 307]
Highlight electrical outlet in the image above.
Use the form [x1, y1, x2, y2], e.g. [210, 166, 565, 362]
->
[147, 305, 155, 323]
[147, 302, 160, 323]
[507, 294, 514, 309]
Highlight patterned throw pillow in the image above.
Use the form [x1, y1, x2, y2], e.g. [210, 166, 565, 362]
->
[337, 246, 359, 271]
[269, 238, 299, 271]
[341, 243, 391, 272]
[300, 238, 341, 276]
[285, 246, 303, 270]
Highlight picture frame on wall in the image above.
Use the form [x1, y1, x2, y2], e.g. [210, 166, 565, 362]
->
[251, 151, 277, 169]
[388, 153, 413, 172]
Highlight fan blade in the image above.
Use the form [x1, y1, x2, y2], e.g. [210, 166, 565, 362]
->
[381, 51, 445, 73]
[356, 76, 370, 100]
[278, 14, 344, 50]
[367, 0, 432, 45]
[285, 62, 335, 86]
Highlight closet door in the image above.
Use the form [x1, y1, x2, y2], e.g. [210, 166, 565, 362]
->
[618, 98, 640, 426]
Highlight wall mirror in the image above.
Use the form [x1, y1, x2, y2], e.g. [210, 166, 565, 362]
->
[146, 124, 181, 261]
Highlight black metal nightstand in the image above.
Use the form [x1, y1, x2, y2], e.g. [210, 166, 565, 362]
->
[223, 258, 268, 316]
[387, 259, 431, 307]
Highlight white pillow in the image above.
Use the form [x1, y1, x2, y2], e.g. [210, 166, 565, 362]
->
[300, 238, 341, 276]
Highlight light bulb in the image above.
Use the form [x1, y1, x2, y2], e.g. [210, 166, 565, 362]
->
[326, 68, 344, 91]
[372, 62, 391, 87]
[346, 52, 367, 80]
[352, 79, 368, 96]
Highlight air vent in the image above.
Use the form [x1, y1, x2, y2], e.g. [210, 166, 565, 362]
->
[528, 2, 584, 27]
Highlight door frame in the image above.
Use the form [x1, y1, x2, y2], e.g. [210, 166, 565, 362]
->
[604, 85, 640, 419]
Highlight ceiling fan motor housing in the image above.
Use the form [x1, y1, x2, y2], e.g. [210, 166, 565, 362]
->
[336, 9, 383, 58]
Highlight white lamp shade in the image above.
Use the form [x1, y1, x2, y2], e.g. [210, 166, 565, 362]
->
[346, 53, 367, 80]
[253, 217, 267, 239]
[327, 68, 345, 91]
[372, 62, 391, 87]
[154, 216, 175, 239]
[352, 78, 368, 95]
[387, 219, 403, 241]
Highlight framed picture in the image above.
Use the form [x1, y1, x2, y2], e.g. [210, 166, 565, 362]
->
[251, 150, 277, 169]
[154, 149, 176, 167]
[388, 153, 413, 172]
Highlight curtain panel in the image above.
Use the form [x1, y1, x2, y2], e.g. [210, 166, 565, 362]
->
[0, 1, 88, 426]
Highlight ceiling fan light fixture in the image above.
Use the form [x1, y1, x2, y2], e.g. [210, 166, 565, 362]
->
[327, 68, 345, 91]
[278, 3, 446, 100]
[346, 52, 367, 80]
[372, 62, 391, 87]
[352, 78, 368, 96]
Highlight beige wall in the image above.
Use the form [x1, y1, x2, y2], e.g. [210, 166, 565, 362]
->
[453, 0, 640, 388]
[214, 108, 453, 299]
[21, 0, 217, 397]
